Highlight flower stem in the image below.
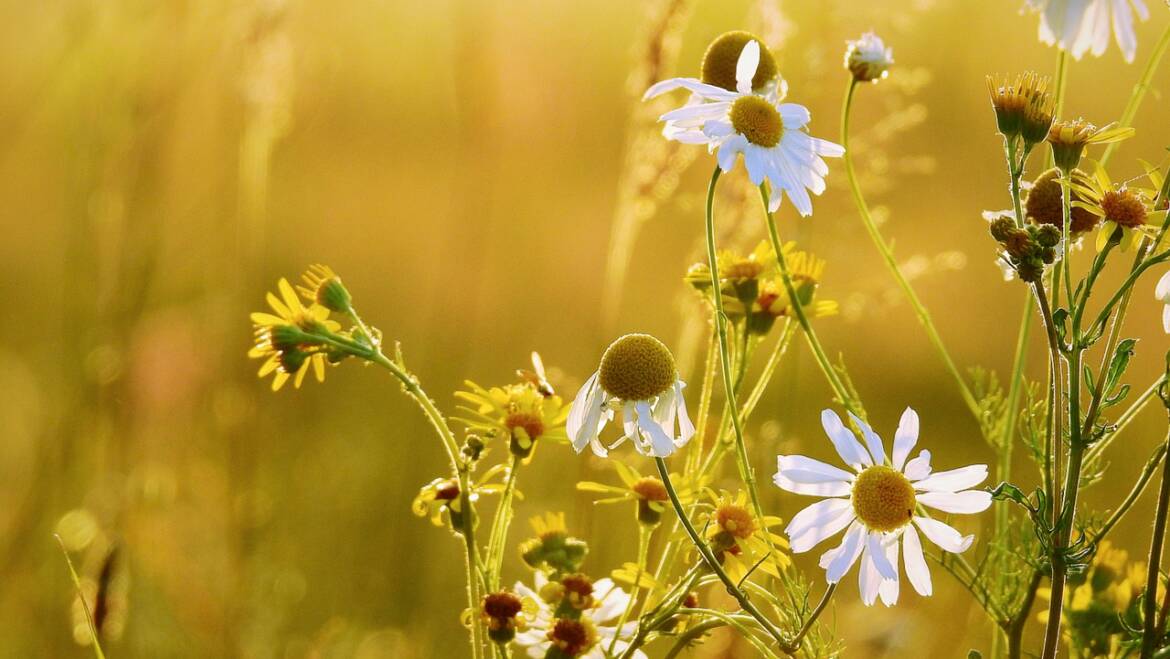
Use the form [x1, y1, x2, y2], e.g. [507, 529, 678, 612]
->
[757, 185, 860, 416]
[1101, 23, 1170, 167]
[610, 524, 651, 655]
[996, 295, 1033, 540]
[1142, 422, 1170, 659]
[485, 456, 520, 590]
[840, 78, 979, 419]
[701, 167, 777, 565]
[653, 457, 790, 650]
[1090, 441, 1168, 547]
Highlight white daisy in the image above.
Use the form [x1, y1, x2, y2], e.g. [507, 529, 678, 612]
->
[1027, 0, 1150, 63]
[844, 31, 895, 83]
[1156, 270, 1170, 333]
[774, 407, 992, 606]
[643, 40, 844, 217]
[567, 334, 694, 458]
[513, 572, 645, 659]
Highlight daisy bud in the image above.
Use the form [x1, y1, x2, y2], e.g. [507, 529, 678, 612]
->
[1003, 229, 1034, 260]
[1047, 118, 1134, 173]
[701, 31, 777, 92]
[547, 617, 599, 658]
[481, 591, 526, 644]
[297, 264, 352, 313]
[558, 574, 595, 612]
[844, 32, 894, 83]
[989, 216, 1016, 242]
[987, 73, 1052, 142]
[519, 525, 588, 575]
[1035, 224, 1061, 248]
[1101, 188, 1148, 229]
[1017, 257, 1045, 283]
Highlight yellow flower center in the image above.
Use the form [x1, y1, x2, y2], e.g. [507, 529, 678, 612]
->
[631, 477, 669, 502]
[505, 412, 544, 440]
[715, 503, 757, 540]
[1101, 189, 1147, 229]
[730, 96, 782, 148]
[700, 31, 778, 92]
[851, 466, 916, 533]
[598, 333, 676, 401]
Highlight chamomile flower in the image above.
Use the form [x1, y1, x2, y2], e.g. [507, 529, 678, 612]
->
[248, 278, 342, 391]
[512, 572, 644, 658]
[844, 32, 894, 83]
[644, 39, 844, 216]
[775, 408, 992, 606]
[1026, 0, 1150, 63]
[1156, 271, 1170, 333]
[567, 334, 694, 458]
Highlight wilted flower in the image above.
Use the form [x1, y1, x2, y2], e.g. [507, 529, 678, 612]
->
[248, 278, 342, 391]
[644, 39, 844, 216]
[568, 334, 694, 458]
[519, 513, 589, 575]
[987, 72, 1055, 145]
[844, 32, 894, 83]
[1026, 0, 1150, 63]
[775, 408, 992, 605]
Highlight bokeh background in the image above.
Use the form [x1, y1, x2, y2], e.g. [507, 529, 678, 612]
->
[4, 0, 1170, 656]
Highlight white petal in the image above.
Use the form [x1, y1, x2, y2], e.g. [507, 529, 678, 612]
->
[777, 103, 810, 129]
[903, 449, 932, 481]
[635, 401, 675, 457]
[858, 543, 882, 606]
[566, 371, 598, 440]
[918, 490, 993, 514]
[642, 77, 739, 101]
[716, 135, 746, 172]
[891, 407, 919, 471]
[1112, 0, 1138, 62]
[1156, 270, 1170, 301]
[902, 525, 933, 596]
[735, 40, 760, 95]
[825, 520, 866, 583]
[1163, 304, 1170, 334]
[849, 412, 886, 465]
[622, 401, 638, 438]
[774, 472, 855, 497]
[659, 102, 730, 123]
[673, 381, 695, 446]
[787, 498, 856, 553]
[866, 532, 898, 580]
[913, 464, 988, 492]
[776, 455, 856, 483]
[913, 516, 974, 553]
[821, 409, 872, 470]
[879, 539, 901, 606]
[569, 373, 608, 454]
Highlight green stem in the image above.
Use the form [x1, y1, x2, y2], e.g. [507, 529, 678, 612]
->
[996, 294, 1033, 541]
[1006, 570, 1044, 659]
[676, 608, 783, 658]
[840, 78, 979, 419]
[610, 525, 650, 655]
[757, 185, 859, 416]
[55, 535, 108, 659]
[653, 458, 789, 649]
[485, 456, 519, 589]
[1142, 424, 1170, 659]
[1090, 441, 1168, 547]
[1086, 375, 1168, 469]
[1102, 23, 1170, 167]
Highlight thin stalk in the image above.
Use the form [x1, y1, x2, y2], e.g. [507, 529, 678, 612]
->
[841, 78, 979, 418]
[611, 525, 651, 655]
[653, 458, 789, 649]
[485, 456, 520, 589]
[1101, 23, 1170, 167]
[1142, 425, 1170, 658]
[1090, 442, 1168, 547]
[1087, 375, 1167, 468]
[757, 185, 860, 416]
[700, 167, 776, 564]
[997, 295, 1033, 541]
[1007, 570, 1044, 659]
[55, 535, 108, 659]
[1034, 283, 1062, 522]
[686, 325, 719, 476]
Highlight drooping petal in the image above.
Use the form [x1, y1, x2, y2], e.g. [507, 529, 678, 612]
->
[1155, 270, 1170, 302]
[918, 490, 993, 514]
[891, 407, 919, 471]
[913, 516, 974, 553]
[849, 412, 886, 465]
[902, 525, 933, 596]
[568, 372, 608, 455]
[821, 409, 872, 470]
[913, 464, 989, 492]
[786, 498, 855, 553]
[673, 381, 696, 446]
[635, 401, 675, 457]
[642, 77, 740, 102]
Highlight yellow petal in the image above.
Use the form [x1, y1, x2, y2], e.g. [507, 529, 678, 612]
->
[278, 278, 304, 314]
[313, 354, 326, 382]
[266, 292, 291, 319]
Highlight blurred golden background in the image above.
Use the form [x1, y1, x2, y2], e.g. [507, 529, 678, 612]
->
[4, 0, 1170, 656]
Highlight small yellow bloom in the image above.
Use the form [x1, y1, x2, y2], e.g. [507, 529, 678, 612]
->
[577, 461, 706, 526]
[454, 353, 569, 461]
[703, 490, 790, 582]
[248, 278, 341, 391]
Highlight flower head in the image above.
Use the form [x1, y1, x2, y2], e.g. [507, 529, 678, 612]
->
[248, 278, 342, 391]
[1047, 118, 1134, 172]
[567, 334, 694, 458]
[700, 31, 779, 93]
[512, 571, 645, 658]
[1064, 161, 1162, 251]
[844, 32, 894, 83]
[411, 465, 510, 531]
[519, 512, 589, 575]
[455, 354, 570, 461]
[987, 72, 1055, 145]
[577, 461, 705, 526]
[644, 40, 844, 216]
[1026, 167, 1100, 235]
[481, 590, 537, 644]
[774, 407, 992, 605]
[703, 490, 790, 583]
[296, 263, 352, 313]
[1027, 0, 1150, 63]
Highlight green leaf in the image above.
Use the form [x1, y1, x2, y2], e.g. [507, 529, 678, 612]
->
[1103, 338, 1138, 398]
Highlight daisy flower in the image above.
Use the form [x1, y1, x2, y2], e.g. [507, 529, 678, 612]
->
[567, 334, 694, 458]
[644, 38, 844, 216]
[512, 572, 645, 658]
[248, 278, 341, 391]
[576, 461, 705, 526]
[454, 359, 570, 461]
[1156, 270, 1170, 333]
[1026, 0, 1150, 63]
[844, 32, 894, 83]
[704, 490, 790, 583]
[1065, 161, 1163, 251]
[774, 408, 992, 606]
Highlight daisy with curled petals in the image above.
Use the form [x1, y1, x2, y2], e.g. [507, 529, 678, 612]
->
[644, 38, 844, 216]
[512, 572, 645, 658]
[775, 408, 992, 606]
[1026, 0, 1149, 63]
[567, 334, 694, 458]
[249, 278, 341, 391]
